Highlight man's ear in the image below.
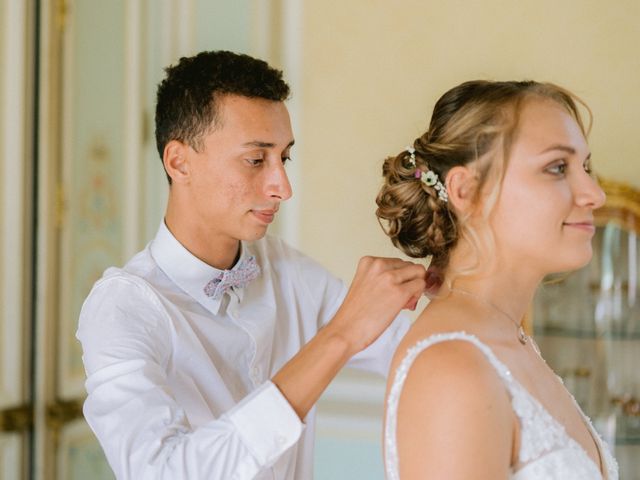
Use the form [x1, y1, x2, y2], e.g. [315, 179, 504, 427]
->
[163, 140, 191, 184]
[446, 165, 477, 214]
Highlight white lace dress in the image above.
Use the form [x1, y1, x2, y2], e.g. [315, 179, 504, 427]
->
[385, 332, 618, 480]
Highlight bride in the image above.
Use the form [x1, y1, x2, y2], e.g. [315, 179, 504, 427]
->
[376, 80, 618, 479]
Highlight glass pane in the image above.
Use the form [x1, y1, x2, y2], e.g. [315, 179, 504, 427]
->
[533, 220, 640, 479]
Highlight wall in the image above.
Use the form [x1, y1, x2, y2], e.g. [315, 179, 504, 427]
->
[296, 0, 640, 282]
[296, 3, 640, 477]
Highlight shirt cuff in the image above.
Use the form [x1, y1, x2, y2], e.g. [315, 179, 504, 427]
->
[226, 381, 303, 467]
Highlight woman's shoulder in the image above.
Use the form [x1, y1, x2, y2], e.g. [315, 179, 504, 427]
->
[392, 298, 508, 372]
[391, 328, 507, 397]
[387, 328, 515, 478]
[389, 310, 515, 423]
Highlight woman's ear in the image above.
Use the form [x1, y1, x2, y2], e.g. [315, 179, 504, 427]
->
[446, 165, 477, 213]
[163, 140, 191, 184]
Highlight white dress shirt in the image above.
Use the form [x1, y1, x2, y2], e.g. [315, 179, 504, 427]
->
[77, 222, 409, 480]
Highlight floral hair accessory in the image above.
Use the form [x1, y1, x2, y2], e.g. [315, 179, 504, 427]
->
[404, 146, 448, 202]
[405, 146, 417, 168]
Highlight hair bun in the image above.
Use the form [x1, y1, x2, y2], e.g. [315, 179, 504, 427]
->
[376, 150, 456, 267]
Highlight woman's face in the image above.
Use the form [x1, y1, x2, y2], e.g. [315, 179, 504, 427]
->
[489, 98, 606, 276]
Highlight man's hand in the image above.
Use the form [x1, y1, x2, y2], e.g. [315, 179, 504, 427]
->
[272, 256, 427, 420]
[327, 256, 427, 356]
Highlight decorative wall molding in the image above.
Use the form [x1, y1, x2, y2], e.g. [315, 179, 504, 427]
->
[123, 0, 144, 258]
[1, 0, 28, 409]
[0, 434, 22, 480]
[158, 0, 196, 65]
[34, 0, 59, 474]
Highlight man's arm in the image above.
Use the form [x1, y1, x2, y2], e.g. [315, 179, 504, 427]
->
[272, 256, 426, 419]
[78, 276, 303, 480]
[79, 257, 424, 479]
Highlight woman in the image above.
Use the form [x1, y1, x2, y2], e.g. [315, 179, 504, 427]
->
[377, 81, 618, 479]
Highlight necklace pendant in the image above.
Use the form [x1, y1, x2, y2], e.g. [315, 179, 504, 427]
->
[517, 325, 528, 345]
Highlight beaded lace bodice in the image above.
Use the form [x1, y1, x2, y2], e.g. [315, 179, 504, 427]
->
[385, 332, 618, 480]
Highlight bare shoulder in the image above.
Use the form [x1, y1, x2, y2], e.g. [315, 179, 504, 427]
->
[391, 337, 508, 410]
[388, 337, 514, 479]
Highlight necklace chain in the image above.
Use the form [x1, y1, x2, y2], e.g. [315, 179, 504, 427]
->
[450, 288, 529, 345]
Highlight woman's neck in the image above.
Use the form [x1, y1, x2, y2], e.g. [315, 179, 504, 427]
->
[444, 244, 543, 326]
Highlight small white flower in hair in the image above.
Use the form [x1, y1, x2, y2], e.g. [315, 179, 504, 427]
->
[405, 146, 416, 167]
[435, 184, 449, 202]
[422, 170, 438, 187]
[404, 144, 448, 203]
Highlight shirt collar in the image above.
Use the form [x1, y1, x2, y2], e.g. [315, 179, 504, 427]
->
[149, 221, 254, 314]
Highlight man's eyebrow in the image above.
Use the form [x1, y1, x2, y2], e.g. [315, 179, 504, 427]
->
[242, 140, 295, 149]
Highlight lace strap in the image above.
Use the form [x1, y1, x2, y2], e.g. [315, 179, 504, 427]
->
[384, 331, 515, 480]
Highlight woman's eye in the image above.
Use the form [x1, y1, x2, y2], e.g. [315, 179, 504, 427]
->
[584, 161, 593, 175]
[546, 162, 567, 175]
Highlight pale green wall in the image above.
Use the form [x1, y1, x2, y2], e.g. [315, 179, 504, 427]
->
[65, 2, 256, 478]
[195, 0, 252, 53]
[143, 0, 254, 242]
[64, 2, 126, 477]
[315, 438, 384, 479]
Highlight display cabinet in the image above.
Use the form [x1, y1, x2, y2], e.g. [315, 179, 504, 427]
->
[533, 178, 640, 480]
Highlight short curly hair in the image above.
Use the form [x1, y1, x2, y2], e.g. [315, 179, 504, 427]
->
[155, 50, 290, 182]
[376, 80, 589, 270]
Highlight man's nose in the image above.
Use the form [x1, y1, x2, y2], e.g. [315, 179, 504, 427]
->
[266, 162, 293, 201]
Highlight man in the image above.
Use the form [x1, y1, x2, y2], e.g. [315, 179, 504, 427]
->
[77, 50, 426, 479]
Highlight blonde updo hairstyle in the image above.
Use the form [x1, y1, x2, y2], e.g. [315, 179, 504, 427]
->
[376, 80, 589, 272]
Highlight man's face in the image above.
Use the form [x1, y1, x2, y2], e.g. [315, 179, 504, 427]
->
[182, 95, 294, 245]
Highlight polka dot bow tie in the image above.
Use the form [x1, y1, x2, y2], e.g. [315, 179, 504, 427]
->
[203, 255, 261, 300]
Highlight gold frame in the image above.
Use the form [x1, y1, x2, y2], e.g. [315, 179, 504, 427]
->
[525, 177, 640, 335]
[595, 177, 640, 234]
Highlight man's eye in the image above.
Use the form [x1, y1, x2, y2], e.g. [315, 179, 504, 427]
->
[282, 156, 293, 164]
[246, 158, 263, 166]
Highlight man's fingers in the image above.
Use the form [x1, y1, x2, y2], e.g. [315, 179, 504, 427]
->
[388, 262, 428, 284]
[403, 294, 420, 311]
[405, 277, 428, 298]
[357, 256, 413, 274]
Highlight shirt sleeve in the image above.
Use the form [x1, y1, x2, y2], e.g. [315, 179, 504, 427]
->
[346, 312, 410, 376]
[283, 242, 411, 377]
[77, 274, 302, 480]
